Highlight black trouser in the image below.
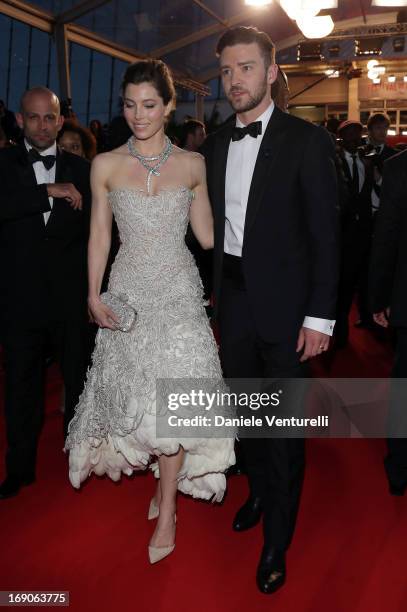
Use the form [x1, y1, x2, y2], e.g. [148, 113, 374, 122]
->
[1, 320, 89, 481]
[385, 327, 407, 489]
[336, 218, 371, 342]
[218, 254, 308, 551]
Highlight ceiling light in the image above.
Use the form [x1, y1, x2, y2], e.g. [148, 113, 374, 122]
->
[387, 129, 397, 135]
[297, 14, 334, 38]
[325, 69, 339, 77]
[280, 0, 320, 19]
[373, 78, 381, 84]
[404, 75, 407, 82]
[367, 59, 379, 70]
[372, 0, 407, 6]
[245, 0, 272, 6]
[388, 75, 396, 82]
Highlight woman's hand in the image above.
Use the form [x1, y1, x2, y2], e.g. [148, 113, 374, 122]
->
[88, 296, 119, 330]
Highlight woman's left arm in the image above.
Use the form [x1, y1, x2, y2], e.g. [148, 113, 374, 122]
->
[189, 153, 214, 250]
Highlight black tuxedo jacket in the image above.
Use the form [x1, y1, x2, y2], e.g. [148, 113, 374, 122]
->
[201, 106, 340, 342]
[371, 144, 397, 200]
[369, 150, 407, 327]
[379, 144, 398, 165]
[0, 144, 91, 327]
[336, 149, 373, 227]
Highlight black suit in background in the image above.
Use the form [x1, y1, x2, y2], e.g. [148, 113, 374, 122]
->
[369, 150, 407, 493]
[335, 150, 373, 342]
[0, 144, 91, 484]
[374, 144, 398, 173]
[202, 106, 339, 551]
[370, 144, 397, 216]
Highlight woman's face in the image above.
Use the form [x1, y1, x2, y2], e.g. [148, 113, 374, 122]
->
[123, 82, 170, 141]
[59, 131, 85, 157]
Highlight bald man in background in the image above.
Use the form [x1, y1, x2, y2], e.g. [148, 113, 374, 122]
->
[0, 87, 91, 499]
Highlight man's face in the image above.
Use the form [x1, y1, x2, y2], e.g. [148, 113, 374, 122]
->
[16, 92, 63, 151]
[369, 122, 388, 145]
[58, 130, 85, 157]
[340, 125, 363, 153]
[220, 43, 277, 114]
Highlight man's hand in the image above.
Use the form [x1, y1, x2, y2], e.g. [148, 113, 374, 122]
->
[373, 307, 390, 328]
[47, 183, 82, 210]
[296, 327, 330, 362]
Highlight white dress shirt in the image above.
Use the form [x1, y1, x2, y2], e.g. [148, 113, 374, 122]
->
[25, 139, 56, 225]
[224, 103, 335, 336]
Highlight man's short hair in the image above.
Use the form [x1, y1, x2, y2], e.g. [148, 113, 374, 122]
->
[179, 119, 205, 148]
[216, 26, 276, 68]
[367, 113, 391, 130]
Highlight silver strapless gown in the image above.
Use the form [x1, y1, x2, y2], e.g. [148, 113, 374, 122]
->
[65, 187, 235, 501]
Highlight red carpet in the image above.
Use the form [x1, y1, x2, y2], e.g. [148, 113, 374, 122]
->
[1, 311, 406, 612]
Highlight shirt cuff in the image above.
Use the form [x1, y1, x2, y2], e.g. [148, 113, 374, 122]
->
[303, 316, 335, 336]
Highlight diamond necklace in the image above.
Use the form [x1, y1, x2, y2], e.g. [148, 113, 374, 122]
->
[127, 135, 173, 195]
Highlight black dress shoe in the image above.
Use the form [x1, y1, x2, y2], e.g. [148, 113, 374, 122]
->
[354, 319, 377, 330]
[256, 547, 286, 595]
[232, 496, 262, 532]
[389, 482, 407, 496]
[0, 475, 35, 500]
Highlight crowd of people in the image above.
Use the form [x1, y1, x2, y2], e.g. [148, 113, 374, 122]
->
[0, 25, 406, 597]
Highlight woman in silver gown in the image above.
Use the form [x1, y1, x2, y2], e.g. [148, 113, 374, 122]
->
[64, 59, 235, 563]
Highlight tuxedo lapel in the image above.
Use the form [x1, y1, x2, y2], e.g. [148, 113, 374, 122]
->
[15, 143, 47, 228]
[243, 106, 289, 240]
[16, 143, 38, 188]
[55, 148, 74, 184]
[46, 149, 74, 230]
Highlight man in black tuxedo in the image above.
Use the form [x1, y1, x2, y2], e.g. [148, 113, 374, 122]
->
[369, 150, 407, 497]
[201, 27, 339, 594]
[335, 120, 374, 345]
[366, 113, 397, 180]
[0, 87, 91, 499]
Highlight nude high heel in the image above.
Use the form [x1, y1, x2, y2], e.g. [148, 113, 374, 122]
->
[148, 514, 177, 564]
[148, 543, 175, 564]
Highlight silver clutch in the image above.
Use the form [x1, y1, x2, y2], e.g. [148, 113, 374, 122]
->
[99, 291, 137, 332]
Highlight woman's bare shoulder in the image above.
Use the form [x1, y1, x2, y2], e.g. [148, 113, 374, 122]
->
[172, 146, 204, 171]
[172, 145, 203, 161]
[92, 145, 129, 171]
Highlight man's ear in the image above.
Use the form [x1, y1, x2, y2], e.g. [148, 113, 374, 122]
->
[268, 63, 278, 86]
[56, 115, 64, 133]
[15, 112, 24, 130]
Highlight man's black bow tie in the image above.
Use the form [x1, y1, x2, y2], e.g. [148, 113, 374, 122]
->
[27, 147, 56, 170]
[231, 121, 262, 142]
